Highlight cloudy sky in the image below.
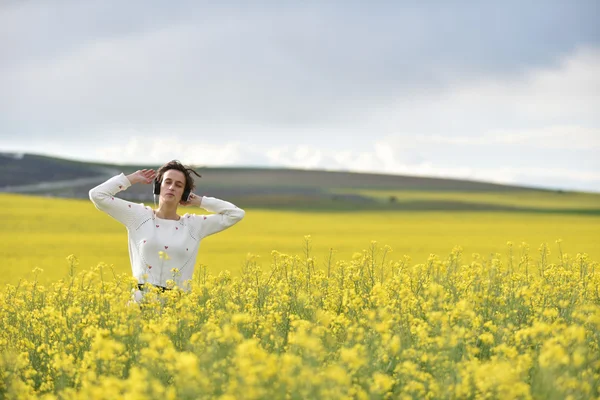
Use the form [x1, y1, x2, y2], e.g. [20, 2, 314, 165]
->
[1, 0, 599, 192]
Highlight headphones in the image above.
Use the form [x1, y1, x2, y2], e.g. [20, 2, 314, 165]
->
[153, 178, 191, 202]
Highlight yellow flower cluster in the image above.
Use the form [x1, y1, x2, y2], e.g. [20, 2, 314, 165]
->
[0, 243, 598, 399]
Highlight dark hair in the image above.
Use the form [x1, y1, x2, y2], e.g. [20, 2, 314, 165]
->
[156, 160, 202, 194]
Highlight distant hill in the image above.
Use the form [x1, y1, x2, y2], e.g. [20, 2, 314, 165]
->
[0, 152, 119, 186]
[3, 152, 597, 214]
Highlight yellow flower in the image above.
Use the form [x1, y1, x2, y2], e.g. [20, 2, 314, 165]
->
[370, 372, 394, 394]
[159, 251, 170, 260]
[31, 267, 44, 274]
[340, 345, 366, 371]
[479, 332, 495, 346]
[66, 254, 79, 265]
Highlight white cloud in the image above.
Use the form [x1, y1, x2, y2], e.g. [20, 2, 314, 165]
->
[489, 126, 600, 149]
[326, 146, 600, 191]
[208, 140, 600, 191]
[363, 46, 600, 139]
[383, 126, 600, 150]
[96, 135, 243, 166]
[265, 145, 324, 169]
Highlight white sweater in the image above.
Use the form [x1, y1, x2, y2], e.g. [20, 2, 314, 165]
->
[89, 173, 245, 290]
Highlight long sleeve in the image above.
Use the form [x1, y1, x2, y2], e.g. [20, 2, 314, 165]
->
[89, 173, 148, 229]
[193, 197, 245, 239]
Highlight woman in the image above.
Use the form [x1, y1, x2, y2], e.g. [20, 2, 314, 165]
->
[89, 160, 245, 301]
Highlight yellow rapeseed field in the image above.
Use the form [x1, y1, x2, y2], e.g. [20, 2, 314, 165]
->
[335, 189, 600, 211]
[0, 238, 598, 399]
[1, 193, 599, 285]
[2, 193, 599, 398]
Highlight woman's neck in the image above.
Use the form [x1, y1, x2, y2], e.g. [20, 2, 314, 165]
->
[154, 204, 180, 220]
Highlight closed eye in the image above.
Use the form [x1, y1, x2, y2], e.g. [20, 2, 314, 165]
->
[165, 179, 184, 187]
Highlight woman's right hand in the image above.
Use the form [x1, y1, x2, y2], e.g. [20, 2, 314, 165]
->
[126, 169, 156, 185]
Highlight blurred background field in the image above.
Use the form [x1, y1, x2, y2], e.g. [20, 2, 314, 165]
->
[1, 154, 599, 286]
[333, 189, 600, 212]
[2, 191, 599, 286]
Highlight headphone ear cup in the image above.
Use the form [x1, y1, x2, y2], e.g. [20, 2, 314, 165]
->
[182, 188, 191, 202]
[153, 179, 160, 195]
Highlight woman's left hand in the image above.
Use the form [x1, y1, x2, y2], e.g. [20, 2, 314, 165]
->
[180, 193, 202, 207]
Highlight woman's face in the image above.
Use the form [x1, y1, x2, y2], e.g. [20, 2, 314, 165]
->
[160, 169, 186, 204]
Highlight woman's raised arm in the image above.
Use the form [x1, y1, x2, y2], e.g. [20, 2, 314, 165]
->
[89, 170, 155, 228]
